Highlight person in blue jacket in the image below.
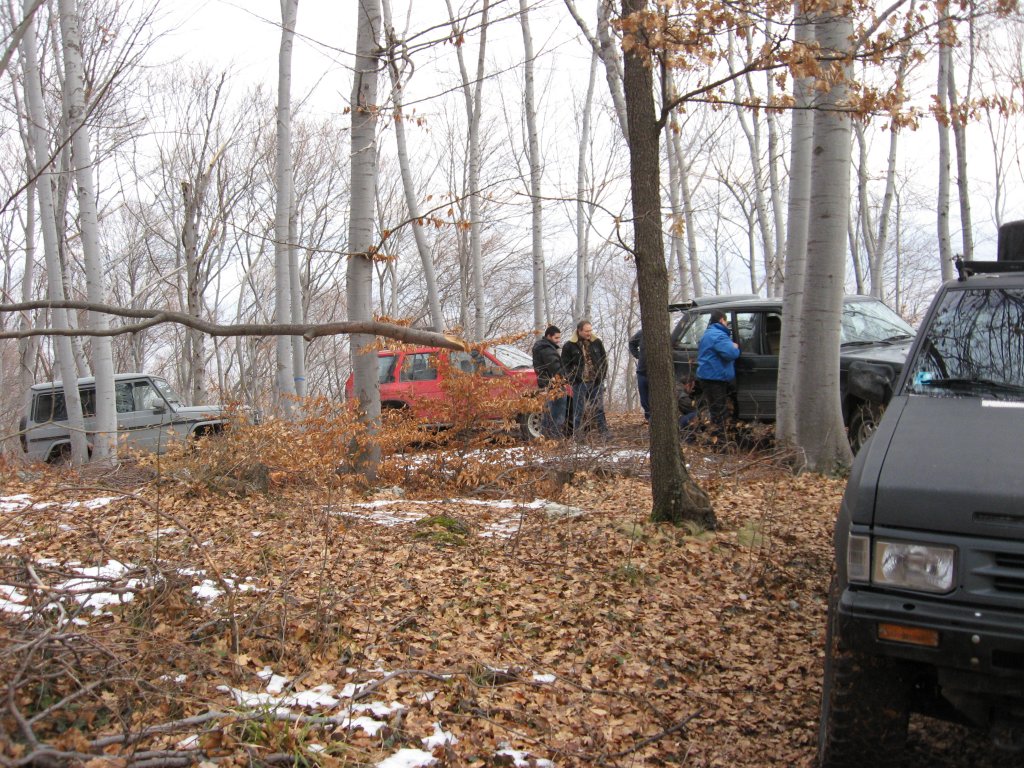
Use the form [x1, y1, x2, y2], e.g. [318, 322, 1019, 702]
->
[696, 310, 740, 432]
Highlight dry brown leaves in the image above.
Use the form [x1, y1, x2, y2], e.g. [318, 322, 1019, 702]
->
[0, 421, 984, 767]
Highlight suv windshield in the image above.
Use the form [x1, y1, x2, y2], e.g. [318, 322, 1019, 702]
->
[152, 377, 181, 405]
[905, 288, 1024, 400]
[840, 300, 915, 345]
[490, 344, 533, 370]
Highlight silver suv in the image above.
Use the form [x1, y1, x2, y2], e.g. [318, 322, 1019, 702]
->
[19, 373, 231, 463]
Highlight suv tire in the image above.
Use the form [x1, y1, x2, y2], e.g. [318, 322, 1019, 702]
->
[848, 402, 882, 454]
[818, 576, 910, 768]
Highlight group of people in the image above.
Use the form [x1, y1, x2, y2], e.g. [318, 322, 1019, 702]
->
[531, 320, 609, 439]
[532, 311, 740, 441]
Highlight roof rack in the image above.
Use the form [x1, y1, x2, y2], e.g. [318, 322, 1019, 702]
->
[955, 257, 1024, 281]
[668, 293, 761, 312]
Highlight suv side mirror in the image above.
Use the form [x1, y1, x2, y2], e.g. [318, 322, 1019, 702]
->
[152, 404, 167, 415]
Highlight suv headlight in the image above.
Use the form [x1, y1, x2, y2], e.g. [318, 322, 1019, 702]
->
[872, 540, 956, 594]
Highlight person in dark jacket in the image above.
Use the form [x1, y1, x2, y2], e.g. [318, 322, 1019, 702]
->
[628, 329, 649, 422]
[696, 309, 740, 432]
[561, 319, 609, 438]
[532, 325, 567, 438]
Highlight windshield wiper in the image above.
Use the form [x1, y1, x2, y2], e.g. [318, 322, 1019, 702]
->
[920, 377, 1024, 397]
[883, 333, 913, 343]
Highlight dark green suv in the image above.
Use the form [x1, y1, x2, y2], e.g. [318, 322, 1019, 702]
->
[670, 294, 915, 451]
[819, 222, 1024, 766]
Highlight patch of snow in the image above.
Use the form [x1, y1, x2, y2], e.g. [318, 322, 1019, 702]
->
[353, 700, 404, 718]
[347, 715, 387, 736]
[532, 673, 556, 684]
[417, 691, 437, 703]
[66, 496, 120, 510]
[306, 743, 326, 754]
[0, 494, 34, 512]
[376, 748, 437, 768]
[250, 530, 264, 537]
[290, 684, 340, 709]
[257, 667, 289, 694]
[0, 584, 31, 615]
[0, 536, 23, 547]
[192, 580, 224, 600]
[176, 735, 200, 750]
[496, 744, 554, 767]
[422, 722, 458, 748]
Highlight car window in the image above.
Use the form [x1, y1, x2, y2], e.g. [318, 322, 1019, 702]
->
[133, 381, 164, 410]
[472, 350, 505, 377]
[905, 288, 1024, 400]
[399, 352, 438, 382]
[378, 354, 398, 384]
[734, 312, 759, 353]
[673, 313, 707, 350]
[32, 387, 99, 421]
[115, 383, 136, 413]
[764, 313, 782, 355]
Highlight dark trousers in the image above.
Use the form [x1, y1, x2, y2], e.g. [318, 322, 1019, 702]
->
[572, 380, 608, 436]
[699, 378, 733, 430]
[637, 371, 650, 421]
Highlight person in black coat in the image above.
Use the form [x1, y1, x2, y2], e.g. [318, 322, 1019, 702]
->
[561, 319, 609, 438]
[531, 325, 567, 437]
[628, 329, 649, 422]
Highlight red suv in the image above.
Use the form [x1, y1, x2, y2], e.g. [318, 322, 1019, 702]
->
[344, 344, 542, 439]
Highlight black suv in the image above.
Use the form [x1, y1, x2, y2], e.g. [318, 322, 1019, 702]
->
[671, 294, 915, 450]
[819, 222, 1024, 766]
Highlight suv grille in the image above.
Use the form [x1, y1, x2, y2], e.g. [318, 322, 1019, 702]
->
[968, 546, 1024, 601]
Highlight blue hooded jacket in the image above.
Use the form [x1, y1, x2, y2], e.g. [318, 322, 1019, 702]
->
[696, 321, 740, 381]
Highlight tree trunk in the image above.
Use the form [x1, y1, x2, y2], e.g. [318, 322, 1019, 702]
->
[936, 34, 953, 280]
[776, 0, 813, 448]
[382, 0, 444, 332]
[622, 0, 714, 528]
[347, 0, 383, 479]
[274, 0, 298, 415]
[58, 0, 117, 462]
[17, 176, 39, 396]
[947, 51, 974, 259]
[21, 0, 88, 465]
[794, 3, 854, 472]
[519, 0, 546, 332]
[576, 50, 597, 321]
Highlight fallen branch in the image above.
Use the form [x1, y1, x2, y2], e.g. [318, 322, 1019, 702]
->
[0, 299, 467, 349]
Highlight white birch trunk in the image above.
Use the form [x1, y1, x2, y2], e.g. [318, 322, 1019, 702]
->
[18, 176, 39, 395]
[794, 4, 854, 471]
[288, 193, 306, 397]
[936, 35, 953, 280]
[765, 51, 786, 297]
[947, 55, 974, 259]
[776, 0, 814, 448]
[679, 149, 702, 299]
[519, 0, 545, 331]
[576, 50, 597, 321]
[382, 0, 443, 331]
[21, 0, 88, 465]
[347, 0, 382, 477]
[561, 0, 628, 140]
[274, 0, 298, 415]
[58, 0, 116, 462]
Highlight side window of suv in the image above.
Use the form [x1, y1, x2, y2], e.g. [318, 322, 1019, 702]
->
[673, 314, 707, 350]
[400, 353, 438, 382]
[734, 312, 760, 353]
[116, 383, 136, 413]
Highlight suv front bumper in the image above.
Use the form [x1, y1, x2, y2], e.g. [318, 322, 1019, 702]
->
[838, 586, 1024, 698]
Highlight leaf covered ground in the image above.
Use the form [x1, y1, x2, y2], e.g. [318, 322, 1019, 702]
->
[0, 418, 1015, 767]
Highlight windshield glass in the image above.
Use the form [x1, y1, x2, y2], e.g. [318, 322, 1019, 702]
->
[905, 288, 1024, 400]
[490, 344, 533, 370]
[840, 300, 915, 344]
[151, 377, 180, 405]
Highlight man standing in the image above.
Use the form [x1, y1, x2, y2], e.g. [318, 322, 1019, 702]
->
[532, 325, 567, 438]
[628, 329, 649, 422]
[696, 309, 740, 433]
[561, 319, 609, 438]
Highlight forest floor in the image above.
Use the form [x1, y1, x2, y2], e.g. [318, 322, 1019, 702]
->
[0, 414, 1018, 767]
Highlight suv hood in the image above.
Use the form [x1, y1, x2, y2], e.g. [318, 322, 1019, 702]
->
[875, 396, 1024, 536]
[172, 404, 227, 420]
[841, 339, 913, 365]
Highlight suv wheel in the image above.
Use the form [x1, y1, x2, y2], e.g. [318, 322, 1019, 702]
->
[818, 576, 910, 767]
[848, 402, 882, 454]
[519, 411, 543, 441]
